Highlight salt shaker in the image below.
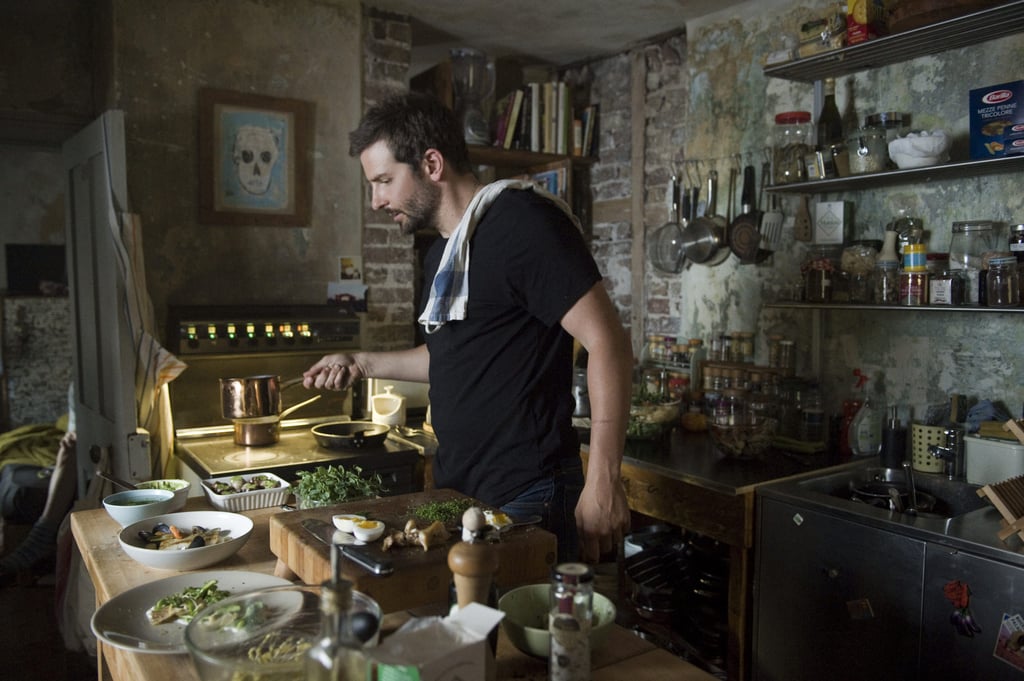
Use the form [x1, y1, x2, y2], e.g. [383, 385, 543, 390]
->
[549, 563, 593, 681]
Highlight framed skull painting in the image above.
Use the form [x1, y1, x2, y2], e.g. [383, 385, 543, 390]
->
[198, 88, 314, 225]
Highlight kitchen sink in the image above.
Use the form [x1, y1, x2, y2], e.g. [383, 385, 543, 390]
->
[795, 465, 988, 519]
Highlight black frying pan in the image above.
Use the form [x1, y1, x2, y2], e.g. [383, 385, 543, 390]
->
[311, 421, 390, 449]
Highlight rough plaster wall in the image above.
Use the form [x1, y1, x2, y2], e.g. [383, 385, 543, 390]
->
[662, 0, 1024, 417]
[107, 0, 363, 325]
[3, 298, 73, 428]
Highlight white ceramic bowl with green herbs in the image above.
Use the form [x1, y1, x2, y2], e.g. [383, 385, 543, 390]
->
[136, 479, 191, 511]
[292, 465, 386, 509]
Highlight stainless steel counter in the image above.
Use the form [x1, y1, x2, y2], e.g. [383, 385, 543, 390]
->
[617, 428, 852, 495]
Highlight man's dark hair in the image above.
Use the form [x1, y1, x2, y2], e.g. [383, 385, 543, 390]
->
[349, 92, 472, 174]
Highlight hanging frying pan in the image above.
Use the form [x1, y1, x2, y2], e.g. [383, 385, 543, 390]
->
[729, 164, 764, 263]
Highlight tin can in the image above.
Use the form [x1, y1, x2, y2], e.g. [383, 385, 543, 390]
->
[898, 270, 929, 306]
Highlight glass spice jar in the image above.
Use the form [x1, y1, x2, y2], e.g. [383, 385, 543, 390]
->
[929, 268, 965, 306]
[803, 245, 839, 302]
[873, 260, 899, 304]
[987, 256, 1021, 307]
[898, 270, 929, 306]
[847, 126, 888, 174]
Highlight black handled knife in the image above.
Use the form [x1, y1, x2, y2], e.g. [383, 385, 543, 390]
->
[300, 518, 394, 576]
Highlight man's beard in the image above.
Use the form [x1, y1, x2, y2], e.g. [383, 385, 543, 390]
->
[396, 178, 441, 235]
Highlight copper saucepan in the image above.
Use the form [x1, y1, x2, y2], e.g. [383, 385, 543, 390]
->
[220, 375, 321, 446]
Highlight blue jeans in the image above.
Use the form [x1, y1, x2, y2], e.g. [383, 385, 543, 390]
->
[500, 456, 584, 564]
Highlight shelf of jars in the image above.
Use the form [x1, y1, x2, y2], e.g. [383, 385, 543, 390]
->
[764, 154, 1024, 194]
[764, 301, 1024, 314]
[762, 1, 1024, 83]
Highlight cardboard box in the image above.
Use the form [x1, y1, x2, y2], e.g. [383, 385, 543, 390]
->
[814, 201, 852, 245]
[969, 80, 1024, 159]
[372, 603, 505, 681]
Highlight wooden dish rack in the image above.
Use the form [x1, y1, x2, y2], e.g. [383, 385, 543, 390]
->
[977, 418, 1024, 543]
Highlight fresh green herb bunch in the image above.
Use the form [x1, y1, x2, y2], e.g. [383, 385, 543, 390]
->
[293, 465, 386, 507]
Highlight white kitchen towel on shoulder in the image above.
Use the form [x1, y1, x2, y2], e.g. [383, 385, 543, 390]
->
[418, 178, 579, 334]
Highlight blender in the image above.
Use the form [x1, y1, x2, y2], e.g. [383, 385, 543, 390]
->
[449, 47, 494, 145]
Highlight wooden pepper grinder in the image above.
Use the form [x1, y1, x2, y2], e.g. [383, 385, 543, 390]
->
[447, 507, 499, 609]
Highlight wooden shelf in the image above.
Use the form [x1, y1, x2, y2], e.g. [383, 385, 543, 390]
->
[763, 1, 1024, 83]
[468, 144, 596, 168]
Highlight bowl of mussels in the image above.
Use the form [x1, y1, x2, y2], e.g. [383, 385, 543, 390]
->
[118, 511, 254, 571]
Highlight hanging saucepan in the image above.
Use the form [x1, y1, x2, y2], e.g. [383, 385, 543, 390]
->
[311, 421, 390, 450]
[681, 170, 729, 266]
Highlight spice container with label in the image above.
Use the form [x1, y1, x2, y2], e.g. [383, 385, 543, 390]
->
[847, 126, 888, 175]
[864, 111, 910, 167]
[903, 243, 927, 271]
[987, 256, 1021, 307]
[802, 245, 839, 303]
[949, 220, 997, 305]
[929, 268, 965, 306]
[549, 563, 593, 681]
[772, 111, 812, 184]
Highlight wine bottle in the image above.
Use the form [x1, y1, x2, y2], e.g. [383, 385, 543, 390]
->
[816, 77, 843, 149]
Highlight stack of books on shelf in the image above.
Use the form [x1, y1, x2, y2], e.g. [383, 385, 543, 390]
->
[492, 80, 598, 157]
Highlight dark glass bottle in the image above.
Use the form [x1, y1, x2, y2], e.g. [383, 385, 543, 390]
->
[816, 77, 843, 148]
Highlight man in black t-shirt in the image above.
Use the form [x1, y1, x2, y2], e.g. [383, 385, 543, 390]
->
[304, 93, 632, 563]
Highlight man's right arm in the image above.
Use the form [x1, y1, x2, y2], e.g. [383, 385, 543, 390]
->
[303, 344, 430, 391]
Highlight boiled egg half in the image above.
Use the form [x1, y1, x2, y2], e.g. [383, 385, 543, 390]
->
[333, 514, 366, 533]
[352, 519, 386, 543]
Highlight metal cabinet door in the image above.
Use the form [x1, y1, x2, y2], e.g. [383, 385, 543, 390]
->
[753, 497, 925, 681]
[922, 544, 1024, 680]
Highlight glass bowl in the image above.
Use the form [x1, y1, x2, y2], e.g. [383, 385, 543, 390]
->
[184, 583, 380, 681]
[708, 417, 778, 459]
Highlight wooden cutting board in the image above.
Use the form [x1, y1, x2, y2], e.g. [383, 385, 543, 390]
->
[268, 488, 556, 613]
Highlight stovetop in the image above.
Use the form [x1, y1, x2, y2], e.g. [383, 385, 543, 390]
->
[175, 417, 425, 493]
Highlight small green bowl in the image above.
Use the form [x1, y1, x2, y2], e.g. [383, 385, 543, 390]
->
[498, 584, 616, 659]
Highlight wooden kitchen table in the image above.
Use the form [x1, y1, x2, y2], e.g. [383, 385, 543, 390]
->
[71, 496, 718, 681]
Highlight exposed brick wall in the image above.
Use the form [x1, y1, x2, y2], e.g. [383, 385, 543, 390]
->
[359, 9, 416, 351]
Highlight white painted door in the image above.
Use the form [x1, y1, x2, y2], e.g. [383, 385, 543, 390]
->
[63, 111, 150, 497]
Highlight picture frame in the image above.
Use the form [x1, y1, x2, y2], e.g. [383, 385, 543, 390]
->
[198, 88, 314, 226]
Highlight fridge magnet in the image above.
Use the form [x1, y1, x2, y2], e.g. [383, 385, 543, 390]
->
[199, 88, 314, 226]
[944, 579, 982, 637]
[994, 613, 1024, 671]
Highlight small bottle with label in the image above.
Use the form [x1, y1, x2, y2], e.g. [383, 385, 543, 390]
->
[550, 563, 593, 681]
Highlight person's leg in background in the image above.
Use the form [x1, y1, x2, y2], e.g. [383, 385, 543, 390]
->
[0, 431, 77, 579]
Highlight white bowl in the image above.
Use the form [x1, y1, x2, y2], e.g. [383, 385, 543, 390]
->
[888, 129, 950, 169]
[103, 489, 179, 527]
[118, 511, 254, 571]
[135, 479, 191, 511]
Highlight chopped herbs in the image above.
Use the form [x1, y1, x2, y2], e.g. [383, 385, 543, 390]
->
[148, 579, 230, 624]
[410, 498, 476, 525]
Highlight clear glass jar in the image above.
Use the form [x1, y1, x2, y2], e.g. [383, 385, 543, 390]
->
[847, 125, 888, 175]
[714, 389, 749, 426]
[898, 270, 929, 307]
[873, 261, 899, 304]
[777, 339, 796, 376]
[987, 256, 1021, 308]
[864, 111, 910, 167]
[772, 111, 812, 184]
[949, 220, 998, 305]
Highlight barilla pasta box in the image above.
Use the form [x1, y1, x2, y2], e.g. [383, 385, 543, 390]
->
[969, 80, 1024, 159]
